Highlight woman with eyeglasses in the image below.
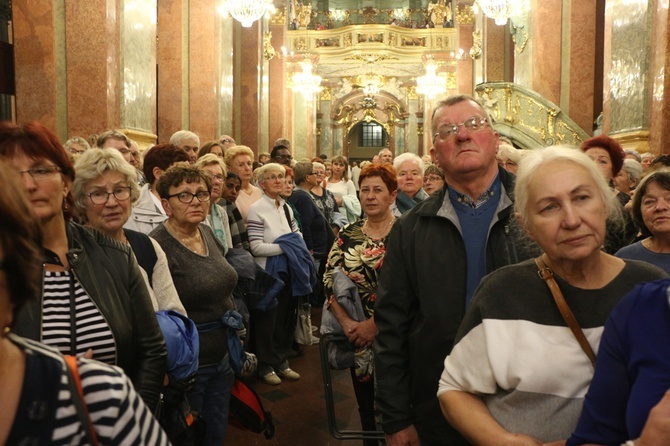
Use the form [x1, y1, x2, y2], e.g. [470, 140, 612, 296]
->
[423, 164, 446, 195]
[0, 121, 167, 411]
[224, 145, 262, 222]
[150, 163, 239, 446]
[195, 154, 233, 254]
[247, 163, 315, 385]
[496, 144, 524, 175]
[71, 148, 186, 314]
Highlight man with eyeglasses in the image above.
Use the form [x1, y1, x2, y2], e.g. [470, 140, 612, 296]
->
[374, 95, 533, 446]
[270, 144, 292, 166]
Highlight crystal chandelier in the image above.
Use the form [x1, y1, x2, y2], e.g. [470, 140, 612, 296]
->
[218, 0, 276, 28]
[416, 59, 447, 98]
[474, 0, 521, 26]
[291, 60, 323, 98]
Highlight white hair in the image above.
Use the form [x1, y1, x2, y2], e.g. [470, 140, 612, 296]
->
[169, 130, 200, 148]
[393, 152, 423, 172]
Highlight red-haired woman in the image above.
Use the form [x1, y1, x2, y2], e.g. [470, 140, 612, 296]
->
[322, 163, 398, 445]
[0, 121, 166, 411]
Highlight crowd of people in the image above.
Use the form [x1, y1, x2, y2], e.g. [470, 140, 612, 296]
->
[3, 93, 670, 445]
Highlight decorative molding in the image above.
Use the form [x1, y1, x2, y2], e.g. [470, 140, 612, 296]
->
[456, 5, 475, 25]
[320, 87, 333, 101]
[407, 85, 419, 100]
[119, 128, 158, 151]
[270, 7, 287, 26]
[610, 130, 651, 153]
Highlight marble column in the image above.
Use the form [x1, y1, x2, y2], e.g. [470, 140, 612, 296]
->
[483, 18, 506, 83]
[456, 4, 474, 95]
[268, 15, 289, 149]
[319, 94, 332, 157]
[237, 22, 262, 154]
[649, 0, 670, 155]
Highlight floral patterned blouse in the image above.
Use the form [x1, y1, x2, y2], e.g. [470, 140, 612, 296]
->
[311, 187, 339, 226]
[323, 219, 393, 319]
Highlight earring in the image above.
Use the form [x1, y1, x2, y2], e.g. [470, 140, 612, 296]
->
[1, 326, 10, 336]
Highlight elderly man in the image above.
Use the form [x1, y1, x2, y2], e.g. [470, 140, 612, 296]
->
[378, 148, 393, 164]
[219, 134, 236, 152]
[374, 95, 532, 446]
[170, 130, 200, 163]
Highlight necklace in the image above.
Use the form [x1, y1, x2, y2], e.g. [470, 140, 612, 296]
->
[166, 220, 204, 254]
[362, 215, 395, 239]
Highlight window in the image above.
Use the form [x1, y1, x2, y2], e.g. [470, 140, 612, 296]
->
[359, 122, 385, 147]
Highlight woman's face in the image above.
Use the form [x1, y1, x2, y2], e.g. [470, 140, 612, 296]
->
[313, 165, 325, 186]
[230, 154, 253, 183]
[210, 145, 224, 159]
[202, 164, 224, 202]
[260, 170, 285, 199]
[10, 153, 70, 224]
[497, 156, 518, 174]
[586, 147, 613, 182]
[162, 180, 210, 226]
[397, 160, 423, 198]
[360, 176, 397, 219]
[521, 160, 607, 264]
[84, 171, 132, 236]
[640, 181, 670, 237]
[642, 156, 653, 171]
[325, 163, 332, 178]
[222, 177, 241, 202]
[332, 161, 346, 178]
[423, 172, 445, 195]
[282, 175, 295, 198]
[614, 169, 635, 195]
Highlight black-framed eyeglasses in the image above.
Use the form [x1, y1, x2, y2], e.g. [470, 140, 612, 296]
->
[434, 116, 489, 141]
[19, 165, 62, 182]
[88, 186, 132, 205]
[274, 154, 292, 160]
[424, 175, 444, 183]
[168, 191, 211, 204]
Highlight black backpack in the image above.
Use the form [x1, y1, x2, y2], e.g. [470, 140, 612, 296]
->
[228, 378, 275, 439]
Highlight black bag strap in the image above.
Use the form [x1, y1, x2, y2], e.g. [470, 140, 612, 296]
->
[534, 256, 596, 367]
[125, 229, 158, 286]
[282, 203, 293, 229]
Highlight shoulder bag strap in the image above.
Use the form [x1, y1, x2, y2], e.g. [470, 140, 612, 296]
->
[64, 355, 100, 446]
[534, 256, 597, 367]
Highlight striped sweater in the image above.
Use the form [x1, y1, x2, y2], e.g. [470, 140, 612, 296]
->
[437, 259, 666, 442]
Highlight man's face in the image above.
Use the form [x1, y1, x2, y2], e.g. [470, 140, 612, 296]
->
[273, 148, 292, 166]
[430, 100, 499, 180]
[379, 150, 393, 164]
[102, 138, 133, 164]
[177, 138, 199, 164]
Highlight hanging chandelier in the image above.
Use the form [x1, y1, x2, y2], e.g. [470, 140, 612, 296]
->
[416, 59, 447, 98]
[291, 59, 323, 98]
[218, 0, 276, 28]
[474, 0, 521, 26]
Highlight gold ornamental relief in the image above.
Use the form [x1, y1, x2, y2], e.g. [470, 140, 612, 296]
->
[270, 8, 287, 26]
[320, 87, 333, 101]
[456, 5, 475, 25]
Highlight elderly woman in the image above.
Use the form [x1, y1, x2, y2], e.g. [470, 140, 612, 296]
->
[0, 159, 169, 445]
[125, 143, 190, 234]
[195, 153, 233, 253]
[150, 164, 238, 446]
[247, 163, 315, 385]
[71, 148, 185, 314]
[63, 135, 90, 159]
[224, 145, 263, 221]
[641, 152, 655, 171]
[496, 143, 524, 174]
[198, 141, 225, 159]
[0, 121, 166, 410]
[323, 163, 398, 446]
[393, 152, 429, 215]
[423, 163, 445, 196]
[437, 146, 666, 444]
[614, 158, 643, 196]
[615, 170, 670, 274]
[289, 162, 329, 262]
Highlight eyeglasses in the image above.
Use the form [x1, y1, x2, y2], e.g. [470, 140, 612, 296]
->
[88, 186, 132, 205]
[498, 160, 517, 168]
[19, 165, 62, 182]
[306, 171, 315, 176]
[206, 173, 225, 181]
[434, 116, 489, 141]
[168, 191, 211, 203]
[424, 175, 444, 183]
[314, 171, 324, 176]
[67, 147, 86, 155]
[265, 174, 285, 181]
[274, 155, 292, 160]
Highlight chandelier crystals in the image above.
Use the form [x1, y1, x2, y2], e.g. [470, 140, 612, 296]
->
[474, 0, 522, 26]
[218, 0, 276, 28]
[416, 58, 447, 98]
[291, 59, 323, 98]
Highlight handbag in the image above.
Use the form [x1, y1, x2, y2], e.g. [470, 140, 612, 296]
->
[534, 256, 597, 367]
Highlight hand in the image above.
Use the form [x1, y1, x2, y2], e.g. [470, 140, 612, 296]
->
[501, 433, 543, 446]
[638, 389, 670, 446]
[385, 425, 421, 446]
[348, 318, 377, 348]
[81, 348, 94, 359]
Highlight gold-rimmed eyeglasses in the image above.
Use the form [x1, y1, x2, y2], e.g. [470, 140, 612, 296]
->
[434, 116, 489, 142]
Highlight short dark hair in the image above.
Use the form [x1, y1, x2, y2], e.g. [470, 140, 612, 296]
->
[358, 163, 398, 193]
[0, 121, 76, 220]
[0, 159, 43, 311]
[96, 129, 131, 149]
[632, 170, 670, 238]
[226, 171, 241, 182]
[155, 163, 212, 200]
[143, 144, 190, 185]
[293, 161, 313, 185]
[580, 134, 625, 177]
[271, 145, 290, 159]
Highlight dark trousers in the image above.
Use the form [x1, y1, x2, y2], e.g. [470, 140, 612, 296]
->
[249, 277, 298, 375]
[350, 368, 377, 446]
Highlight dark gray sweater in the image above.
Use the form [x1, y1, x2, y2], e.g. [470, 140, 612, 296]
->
[151, 223, 238, 366]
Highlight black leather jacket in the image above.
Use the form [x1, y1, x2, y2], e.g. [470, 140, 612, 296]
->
[13, 222, 167, 410]
[374, 167, 535, 445]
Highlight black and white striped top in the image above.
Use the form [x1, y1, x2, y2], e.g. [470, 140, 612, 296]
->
[8, 334, 169, 445]
[42, 271, 116, 364]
